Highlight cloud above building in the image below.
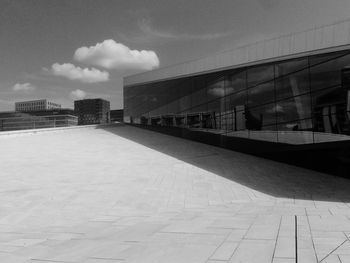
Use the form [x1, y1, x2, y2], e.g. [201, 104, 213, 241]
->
[74, 39, 160, 71]
[47, 63, 109, 83]
[70, 89, 87, 100]
[12, 82, 36, 92]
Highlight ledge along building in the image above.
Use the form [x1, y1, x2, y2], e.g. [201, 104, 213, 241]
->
[123, 20, 350, 176]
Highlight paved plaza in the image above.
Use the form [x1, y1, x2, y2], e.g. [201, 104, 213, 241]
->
[1, 124, 350, 263]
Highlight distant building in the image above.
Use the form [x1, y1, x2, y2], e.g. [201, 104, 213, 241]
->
[74, 99, 110, 125]
[108, 109, 124, 123]
[15, 99, 61, 112]
[0, 109, 78, 132]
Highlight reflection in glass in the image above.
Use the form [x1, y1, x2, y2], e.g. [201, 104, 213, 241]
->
[310, 53, 350, 91]
[124, 49, 350, 145]
[277, 119, 313, 144]
[277, 94, 311, 124]
[248, 81, 275, 107]
[225, 90, 247, 112]
[309, 50, 348, 66]
[275, 58, 308, 77]
[246, 103, 276, 129]
[225, 70, 246, 95]
[191, 87, 207, 108]
[275, 69, 309, 100]
[249, 124, 278, 142]
[207, 77, 225, 101]
[247, 64, 274, 87]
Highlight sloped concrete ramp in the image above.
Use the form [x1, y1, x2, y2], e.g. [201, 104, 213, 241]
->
[0, 125, 350, 262]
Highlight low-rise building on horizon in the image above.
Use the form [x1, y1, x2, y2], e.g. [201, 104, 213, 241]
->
[15, 99, 61, 112]
[0, 109, 78, 132]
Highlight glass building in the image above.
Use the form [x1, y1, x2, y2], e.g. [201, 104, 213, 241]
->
[124, 21, 350, 175]
[74, 99, 110, 125]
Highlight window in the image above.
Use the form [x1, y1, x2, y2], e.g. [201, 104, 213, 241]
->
[276, 94, 312, 123]
[275, 69, 309, 100]
[247, 64, 274, 87]
[225, 70, 246, 95]
[225, 90, 247, 112]
[310, 53, 350, 91]
[248, 81, 275, 107]
[275, 58, 308, 77]
[246, 103, 277, 128]
[207, 76, 225, 102]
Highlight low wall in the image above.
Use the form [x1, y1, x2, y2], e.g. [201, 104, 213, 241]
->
[130, 124, 350, 178]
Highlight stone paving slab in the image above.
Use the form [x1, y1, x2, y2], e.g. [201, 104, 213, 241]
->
[0, 125, 350, 262]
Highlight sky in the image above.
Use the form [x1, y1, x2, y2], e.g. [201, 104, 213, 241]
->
[1, 0, 350, 111]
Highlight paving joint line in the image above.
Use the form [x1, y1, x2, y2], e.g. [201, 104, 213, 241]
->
[318, 239, 348, 263]
[295, 215, 298, 263]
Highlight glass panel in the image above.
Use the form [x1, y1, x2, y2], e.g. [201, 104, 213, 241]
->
[309, 50, 349, 66]
[179, 95, 191, 113]
[191, 87, 207, 108]
[225, 90, 247, 112]
[207, 77, 225, 101]
[188, 103, 207, 114]
[207, 98, 225, 113]
[277, 119, 314, 144]
[310, 53, 350, 91]
[207, 99, 225, 131]
[246, 103, 276, 129]
[275, 58, 308, 77]
[247, 81, 275, 107]
[313, 113, 350, 143]
[311, 86, 346, 112]
[247, 64, 274, 87]
[276, 94, 312, 123]
[249, 124, 278, 142]
[275, 69, 309, 100]
[174, 115, 186, 127]
[225, 70, 246, 95]
[187, 111, 201, 129]
[167, 99, 180, 115]
[222, 112, 234, 132]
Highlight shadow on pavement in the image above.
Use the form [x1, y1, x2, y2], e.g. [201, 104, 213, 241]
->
[97, 123, 350, 203]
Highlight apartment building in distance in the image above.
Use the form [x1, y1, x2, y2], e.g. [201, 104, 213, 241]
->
[15, 99, 61, 112]
[74, 98, 110, 125]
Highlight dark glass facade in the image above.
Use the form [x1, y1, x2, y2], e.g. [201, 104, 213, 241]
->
[74, 99, 110, 125]
[125, 50, 350, 146]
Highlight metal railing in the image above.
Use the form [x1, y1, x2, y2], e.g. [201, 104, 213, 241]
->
[0, 115, 78, 132]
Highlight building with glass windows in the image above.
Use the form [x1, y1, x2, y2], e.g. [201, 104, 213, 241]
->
[123, 20, 350, 176]
[74, 98, 110, 125]
[15, 99, 61, 112]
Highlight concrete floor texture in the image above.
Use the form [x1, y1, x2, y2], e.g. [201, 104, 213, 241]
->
[0, 124, 350, 263]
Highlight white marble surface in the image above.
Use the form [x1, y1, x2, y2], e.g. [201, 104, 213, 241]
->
[0, 124, 350, 263]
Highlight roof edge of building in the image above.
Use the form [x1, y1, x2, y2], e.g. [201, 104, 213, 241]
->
[124, 19, 350, 87]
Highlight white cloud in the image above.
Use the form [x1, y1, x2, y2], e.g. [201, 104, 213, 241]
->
[74, 39, 159, 71]
[70, 89, 86, 100]
[12, 82, 36, 92]
[48, 63, 109, 83]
